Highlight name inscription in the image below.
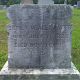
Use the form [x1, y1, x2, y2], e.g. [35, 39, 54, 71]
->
[9, 24, 70, 47]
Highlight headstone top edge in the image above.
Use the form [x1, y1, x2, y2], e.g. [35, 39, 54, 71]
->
[8, 4, 71, 9]
[8, 4, 71, 6]
[7, 4, 72, 20]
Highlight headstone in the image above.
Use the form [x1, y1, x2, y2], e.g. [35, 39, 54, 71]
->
[64, 0, 67, 4]
[0, 5, 7, 10]
[21, 0, 33, 4]
[0, 5, 3, 10]
[38, 0, 54, 4]
[0, 0, 80, 80]
[74, 5, 77, 8]
[7, 4, 71, 69]
[77, 1, 80, 8]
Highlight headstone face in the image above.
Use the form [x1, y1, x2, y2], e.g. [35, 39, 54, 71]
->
[38, 0, 54, 4]
[21, 0, 33, 4]
[77, 1, 80, 8]
[8, 4, 72, 69]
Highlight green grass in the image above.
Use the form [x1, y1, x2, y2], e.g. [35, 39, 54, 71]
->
[72, 8, 80, 71]
[0, 10, 9, 69]
[0, 8, 80, 71]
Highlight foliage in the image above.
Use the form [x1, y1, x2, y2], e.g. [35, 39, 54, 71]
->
[7, 0, 14, 6]
[68, 0, 80, 5]
[54, 0, 64, 4]
[53, 0, 80, 5]
[0, 0, 21, 6]
[33, 0, 38, 4]
[0, 0, 8, 5]
[0, 0, 80, 5]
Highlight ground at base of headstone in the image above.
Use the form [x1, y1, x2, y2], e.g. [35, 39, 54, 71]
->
[0, 61, 80, 80]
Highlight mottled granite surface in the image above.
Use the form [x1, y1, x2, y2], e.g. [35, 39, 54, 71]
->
[7, 4, 72, 69]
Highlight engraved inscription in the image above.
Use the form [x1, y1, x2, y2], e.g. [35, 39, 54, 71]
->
[8, 5, 72, 69]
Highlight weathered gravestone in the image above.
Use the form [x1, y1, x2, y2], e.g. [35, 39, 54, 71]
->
[38, 0, 54, 4]
[21, 0, 33, 4]
[0, 5, 7, 10]
[8, 3, 71, 69]
[0, 0, 80, 80]
[0, 5, 3, 10]
[64, 0, 67, 4]
[77, 1, 80, 8]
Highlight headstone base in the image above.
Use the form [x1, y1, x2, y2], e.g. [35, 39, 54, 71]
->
[0, 61, 80, 80]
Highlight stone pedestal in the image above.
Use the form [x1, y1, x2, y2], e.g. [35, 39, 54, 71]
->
[0, 62, 80, 80]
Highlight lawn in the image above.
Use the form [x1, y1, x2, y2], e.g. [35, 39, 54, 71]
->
[0, 10, 9, 69]
[0, 8, 80, 71]
[72, 8, 80, 71]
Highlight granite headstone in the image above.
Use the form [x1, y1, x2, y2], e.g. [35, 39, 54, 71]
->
[7, 4, 72, 69]
[77, 1, 80, 8]
[38, 0, 54, 4]
[0, 5, 6, 10]
[64, 0, 67, 4]
[21, 0, 33, 4]
[0, 0, 80, 80]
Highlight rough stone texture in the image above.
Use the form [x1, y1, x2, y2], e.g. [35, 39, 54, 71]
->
[77, 1, 80, 8]
[7, 4, 72, 69]
[38, 0, 54, 4]
[0, 62, 80, 80]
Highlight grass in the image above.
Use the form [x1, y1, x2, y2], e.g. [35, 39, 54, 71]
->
[0, 10, 9, 69]
[0, 8, 80, 71]
[72, 8, 80, 71]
